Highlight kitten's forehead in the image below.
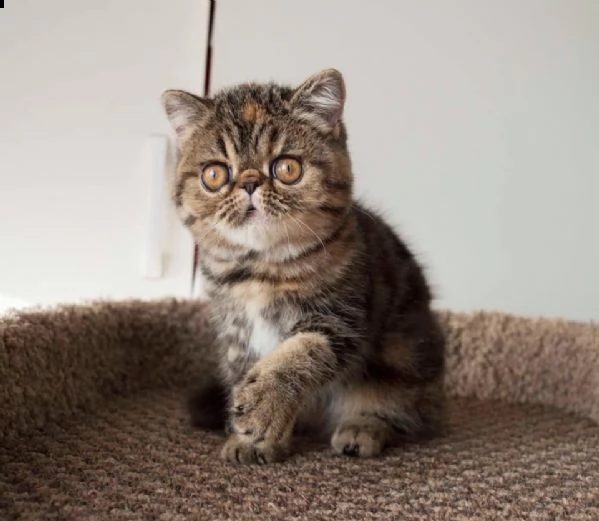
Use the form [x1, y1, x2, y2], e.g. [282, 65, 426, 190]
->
[213, 83, 293, 124]
[192, 81, 344, 164]
[206, 83, 298, 162]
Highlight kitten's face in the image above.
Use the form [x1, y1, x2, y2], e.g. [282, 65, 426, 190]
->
[163, 69, 353, 257]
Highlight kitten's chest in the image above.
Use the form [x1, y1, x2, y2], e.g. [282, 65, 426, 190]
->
[245, 308, 281, 358]
[215, 282, 293, 359]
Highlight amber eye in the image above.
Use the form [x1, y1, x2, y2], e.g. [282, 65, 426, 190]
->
[271, 156, 303, 185]
[200, 163, 230, 191]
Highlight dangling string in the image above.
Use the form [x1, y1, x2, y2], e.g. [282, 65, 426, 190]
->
[191, 0, 216, 296]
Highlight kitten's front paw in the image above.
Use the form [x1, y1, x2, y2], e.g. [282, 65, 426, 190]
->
[231, 368, 297, 443]
[220, 434, 288, 465]
[331, 418, 390, 458]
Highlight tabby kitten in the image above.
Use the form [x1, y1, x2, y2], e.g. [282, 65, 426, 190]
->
[162, 69, 445, 464]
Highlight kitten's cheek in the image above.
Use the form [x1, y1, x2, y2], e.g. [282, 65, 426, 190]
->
[255, 209, 270, 223]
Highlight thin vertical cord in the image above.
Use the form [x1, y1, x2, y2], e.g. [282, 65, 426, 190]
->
[191, 0, 216, 295]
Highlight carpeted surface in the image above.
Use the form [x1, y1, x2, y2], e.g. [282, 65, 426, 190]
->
[1, 300, 598, 520]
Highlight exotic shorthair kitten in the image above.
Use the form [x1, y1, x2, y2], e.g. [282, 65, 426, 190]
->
[162, 69, 445, 464]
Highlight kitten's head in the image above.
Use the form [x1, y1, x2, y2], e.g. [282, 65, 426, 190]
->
[162, 69, 353, 256]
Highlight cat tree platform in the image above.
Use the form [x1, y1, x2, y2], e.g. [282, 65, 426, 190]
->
[1, 299, 597, 520]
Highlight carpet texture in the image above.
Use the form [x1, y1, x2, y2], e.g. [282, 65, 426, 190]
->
[1, 299, 598, 520]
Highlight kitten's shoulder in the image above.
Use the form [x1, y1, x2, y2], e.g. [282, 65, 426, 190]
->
[351, 201, 416, 260]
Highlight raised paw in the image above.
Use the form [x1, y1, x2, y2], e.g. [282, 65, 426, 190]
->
[331, 417, 390, 458]
[220, 434, 288, 465]
[230, 367, 297, 444]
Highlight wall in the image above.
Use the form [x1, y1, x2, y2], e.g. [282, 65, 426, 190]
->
[211, 0, 599, 321]
[0, 0, 208, 309]
[1, 1, 597, 321]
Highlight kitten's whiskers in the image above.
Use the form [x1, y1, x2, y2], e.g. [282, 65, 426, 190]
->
[287, 214, 329, 257]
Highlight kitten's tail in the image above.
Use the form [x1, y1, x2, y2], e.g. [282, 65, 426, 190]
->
[186, 379, 228, 432]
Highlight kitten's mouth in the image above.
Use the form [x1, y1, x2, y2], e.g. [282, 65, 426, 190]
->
[244, 205, 258, 220]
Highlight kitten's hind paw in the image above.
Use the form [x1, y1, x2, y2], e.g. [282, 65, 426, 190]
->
[331, 418, 390, 458]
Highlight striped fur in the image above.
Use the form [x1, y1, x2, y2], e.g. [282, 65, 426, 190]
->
[162, 69, 445, 464]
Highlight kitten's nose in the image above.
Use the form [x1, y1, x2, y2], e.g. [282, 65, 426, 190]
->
[238, 169, 262, 195]
[242, 181, 259, 195]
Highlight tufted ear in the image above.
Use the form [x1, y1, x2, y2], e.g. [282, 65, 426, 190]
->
[161, 90, 213, 142]
[290, 68, 346, 134]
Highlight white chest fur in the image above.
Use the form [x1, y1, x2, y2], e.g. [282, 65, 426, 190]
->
[228, 282, 285, 359]
[247, 310, 281, 358]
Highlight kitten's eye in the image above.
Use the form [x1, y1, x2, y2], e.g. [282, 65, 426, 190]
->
[271, 156, 303, 185]
[201, 163, 230, 191]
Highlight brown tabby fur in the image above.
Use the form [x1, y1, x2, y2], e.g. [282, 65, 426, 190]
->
[162, 69, 445, 464]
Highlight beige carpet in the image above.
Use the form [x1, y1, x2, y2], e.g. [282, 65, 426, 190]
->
[1, 300, 598, 520]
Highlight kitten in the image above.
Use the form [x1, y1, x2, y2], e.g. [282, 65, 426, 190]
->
[162, 69, 445, 464]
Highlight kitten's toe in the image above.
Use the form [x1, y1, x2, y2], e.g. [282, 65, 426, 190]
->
[253, 442, 289, 465]
[331, 418, 389, 458]
[220, 434, 288, 465]
[221, 435, 258, 464]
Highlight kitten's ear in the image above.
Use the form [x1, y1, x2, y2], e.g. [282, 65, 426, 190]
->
[161, 90, 212, 141]
[291, 68, 346, 133]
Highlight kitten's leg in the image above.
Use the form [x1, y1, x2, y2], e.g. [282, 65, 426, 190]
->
[332, 332, 445, 458]
[332, 379, 445, 457]
[221, 332, 337, 464]
[331, 382, 422, 458]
